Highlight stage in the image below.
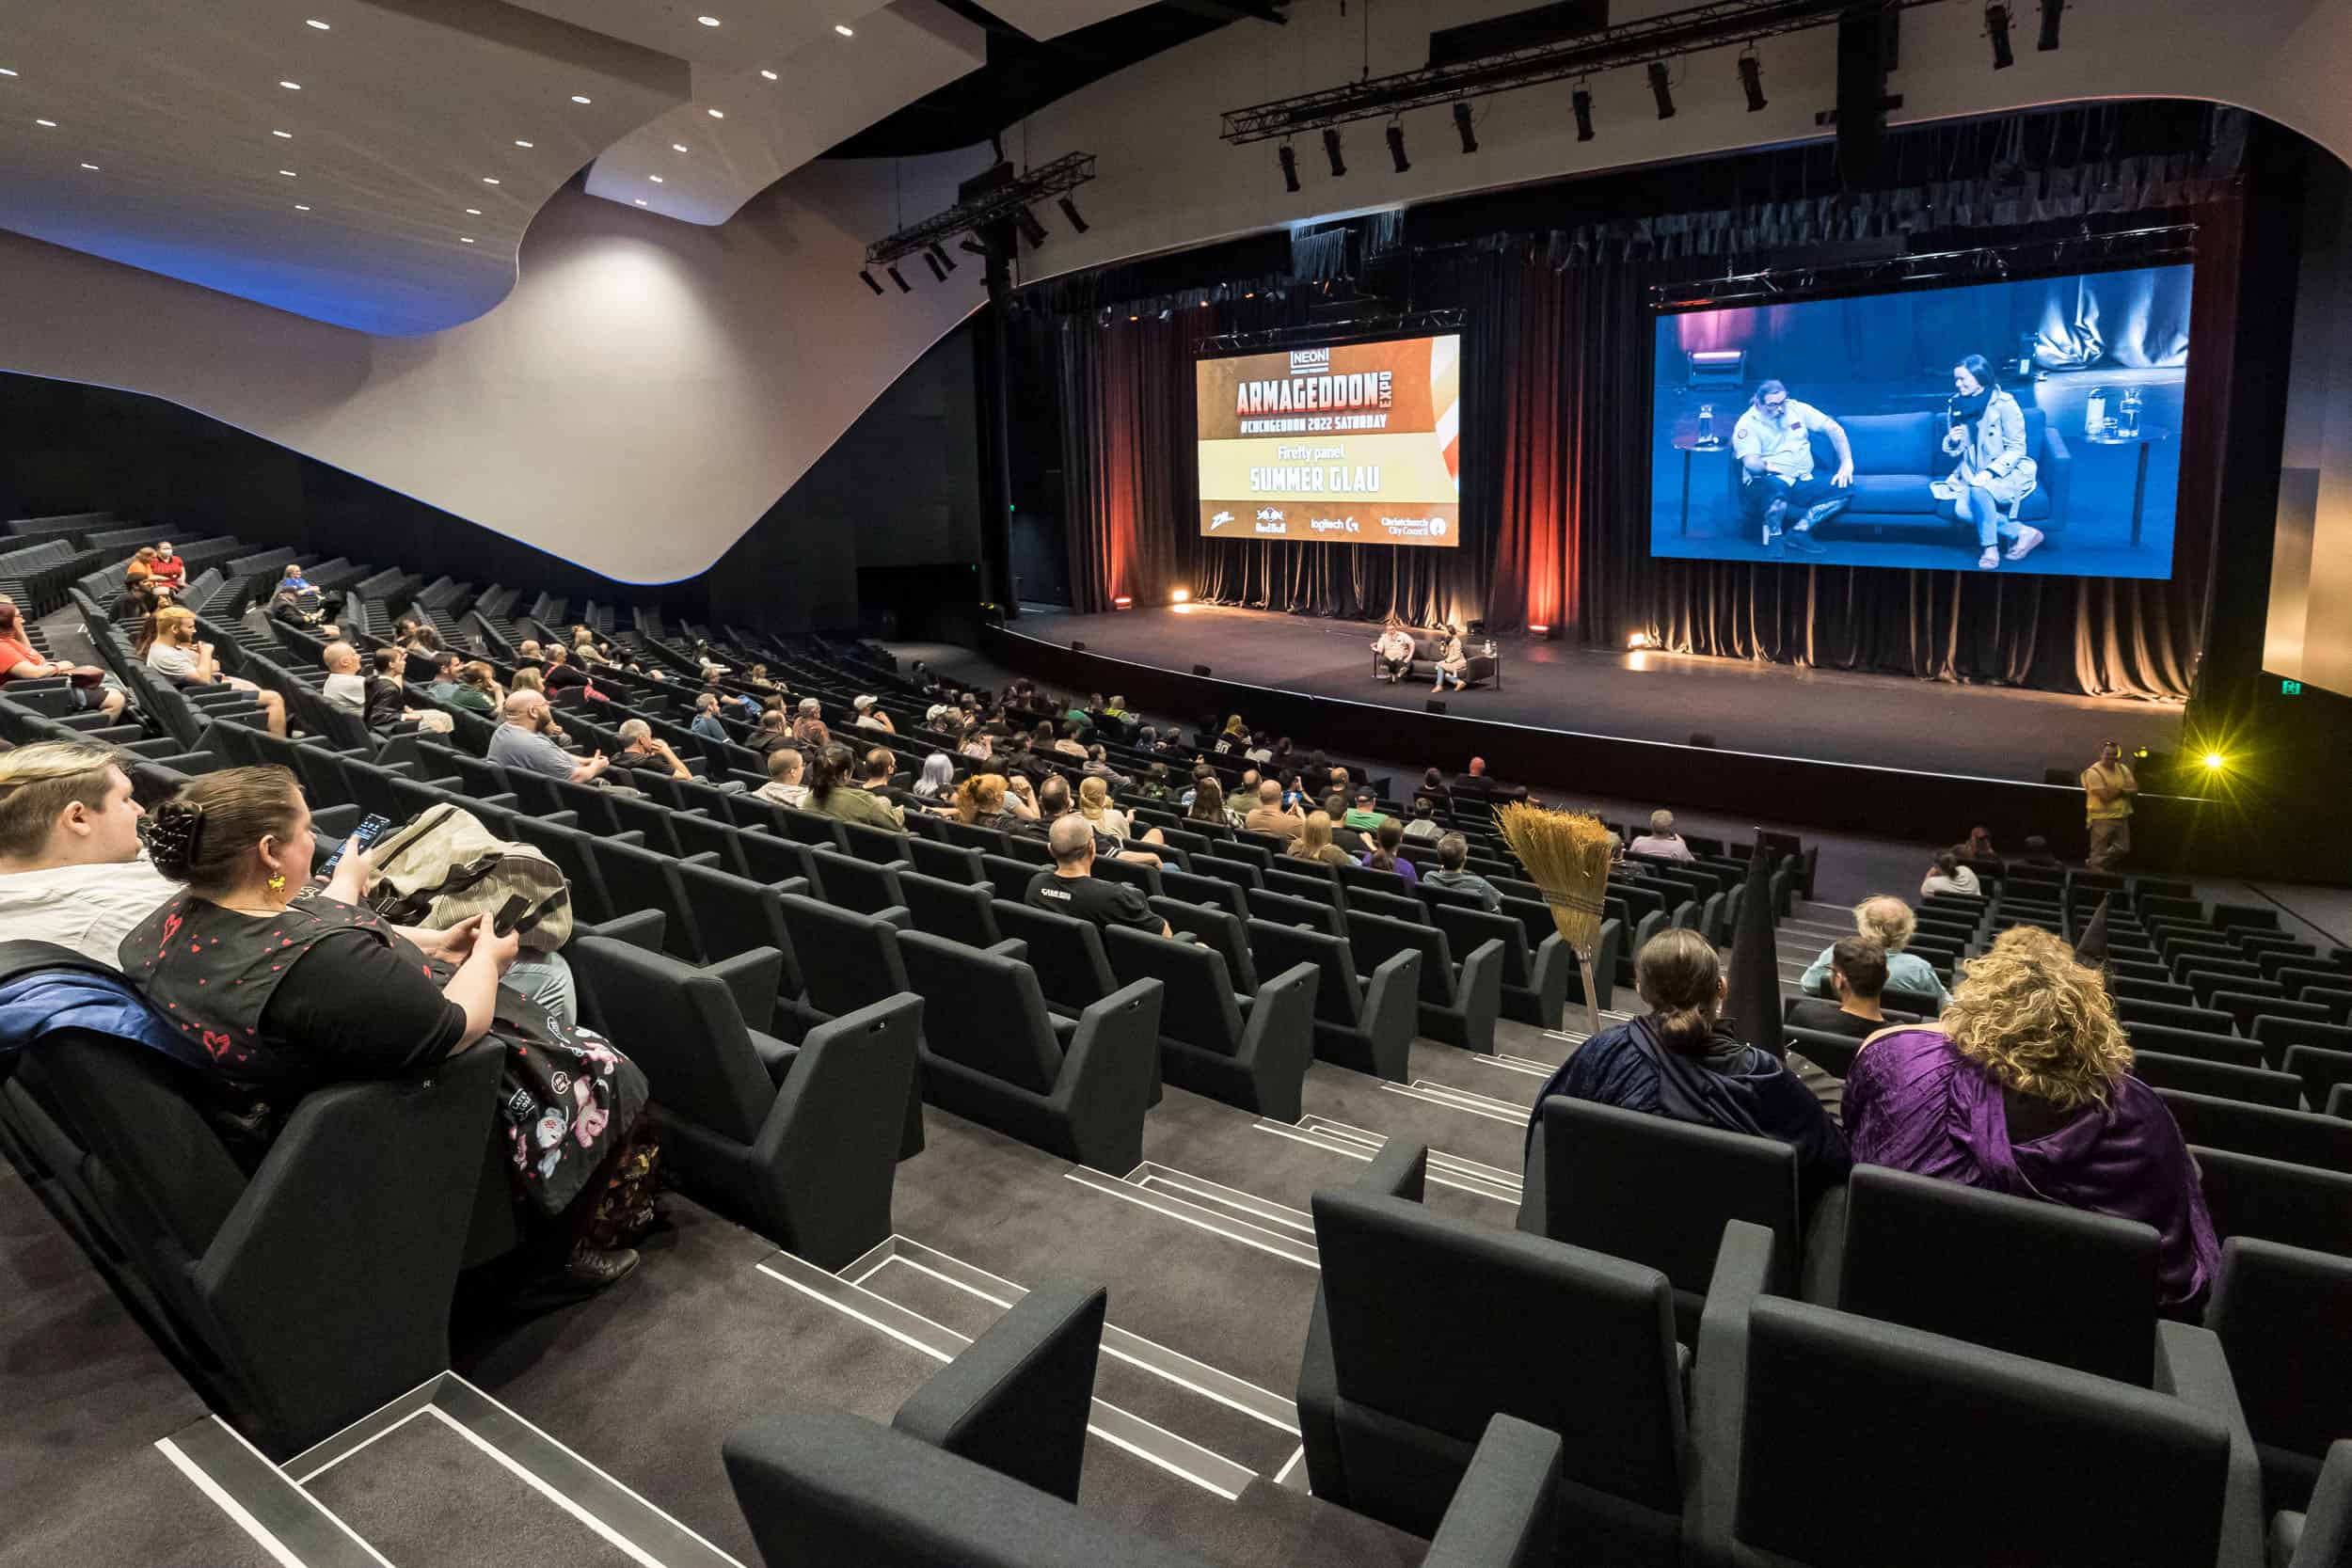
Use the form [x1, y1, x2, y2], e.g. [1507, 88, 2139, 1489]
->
[1010, 603, 2181, 786]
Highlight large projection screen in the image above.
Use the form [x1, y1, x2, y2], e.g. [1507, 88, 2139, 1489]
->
[1649, 265, 2192, 579]
[1196, 334, 1462, 546]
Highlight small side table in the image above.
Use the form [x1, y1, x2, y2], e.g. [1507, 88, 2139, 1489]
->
[1672, 431, 1728, 538]
[2079, 424, 2172, 546]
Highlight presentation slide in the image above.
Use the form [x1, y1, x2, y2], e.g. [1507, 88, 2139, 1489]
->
[1196, 334, 1462, 546]
[1649, 264, 2192, 579]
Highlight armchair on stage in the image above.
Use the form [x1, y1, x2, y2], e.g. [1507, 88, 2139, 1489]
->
[1724, 410, 2073, 545]
[1370, 627, 1505, 691]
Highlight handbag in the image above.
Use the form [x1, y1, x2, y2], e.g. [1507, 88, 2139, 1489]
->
[363, 804, 574, 950]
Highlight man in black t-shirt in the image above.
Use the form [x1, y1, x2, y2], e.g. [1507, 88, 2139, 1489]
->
[1786, 936, 1893, 1038]
[1025, 815, 1168, 936]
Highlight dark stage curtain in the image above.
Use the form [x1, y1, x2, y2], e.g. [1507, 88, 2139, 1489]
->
[1040, 104, 2244, 698]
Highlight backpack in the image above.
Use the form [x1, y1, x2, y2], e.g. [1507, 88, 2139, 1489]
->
[363, 804, 573, 951]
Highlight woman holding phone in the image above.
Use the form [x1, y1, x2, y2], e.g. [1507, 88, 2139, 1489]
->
[1933, 354, 2043, 572]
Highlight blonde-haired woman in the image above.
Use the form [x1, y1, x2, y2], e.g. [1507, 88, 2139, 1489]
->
[1845, 925, 2216, 1308]
[1075, 775, 1131, 840]
[1283, 810, 1357, 869]
[1797, 895, 1951, 1006]
[140, 606, 287, 736]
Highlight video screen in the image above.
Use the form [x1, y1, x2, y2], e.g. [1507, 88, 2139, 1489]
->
[1649, 265, 2191, 579]
[1196, 333, 1462, 547]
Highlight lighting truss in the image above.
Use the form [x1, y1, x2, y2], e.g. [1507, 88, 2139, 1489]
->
[1199, 307, 1466, 356]
[1220, 0, 1942, 144]
[1645, 224, 2198, 311]
[864, 152, 1097, 265]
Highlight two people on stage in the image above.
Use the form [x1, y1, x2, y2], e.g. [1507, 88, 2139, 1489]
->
[1731, 356, 2042, 570]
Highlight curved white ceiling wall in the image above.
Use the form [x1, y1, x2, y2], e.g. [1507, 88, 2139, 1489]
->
[4, 0, 2351, 581]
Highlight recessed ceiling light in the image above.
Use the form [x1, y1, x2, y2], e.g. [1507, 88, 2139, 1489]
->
[278, 168, 297, 177]
[80, 162, 98, 170]
[759, 69, 777, 80]
[834, 24, 854, 37]
[460, 236, 475, 244]
[0, 68, 19, 77]
[634, 198, 646, 205]
[294, 203, 310, 210]
[697, 14, 721, 24]
[648, 174, 663, 182]
[481, 176, 500, 184]
[273, 129, 293, 137]
[514, 138, 533, 148]
[34, 118, 56, 127]
[672, 142, 688, 151]
[465, 206, 482, 214]
[570, 93, 592, 104]
[305, 18, 330, 29]
[279, 80, 302, 90]
[707, 107, 723, 118]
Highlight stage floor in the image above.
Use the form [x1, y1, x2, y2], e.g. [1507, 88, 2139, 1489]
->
[1012, 604, 2182, 784]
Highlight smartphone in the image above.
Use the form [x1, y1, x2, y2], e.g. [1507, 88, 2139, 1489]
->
[320, 813, 392, 877]
[491, 894, 534, 937]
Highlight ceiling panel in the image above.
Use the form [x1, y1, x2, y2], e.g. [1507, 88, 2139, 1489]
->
[0, 0, 687, 334]
[976, 0, 1162, 42]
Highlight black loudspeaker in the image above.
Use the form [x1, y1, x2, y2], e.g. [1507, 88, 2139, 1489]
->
[1193, 664, 1213, 677]
[1071, 641, 1088, 652]
[1425, 700, 1448, 715]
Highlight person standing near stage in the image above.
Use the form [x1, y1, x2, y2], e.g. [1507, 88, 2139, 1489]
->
[2082, 739, 2137, 873]
[1372, 617, 1416, 685]
[1932, 355, 2043, 572]
[1731, 379, 1853, 558]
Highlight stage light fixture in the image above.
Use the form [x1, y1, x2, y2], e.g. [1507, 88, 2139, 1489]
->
[1571, 86, 1595, 142]
[886, 264, 910, 293]
[1385, 120, 1410, 173]
[1737, 49, 1766, 112]
[1646, 60, 1675, 119]
[858, 269, 883, 295]
[2037, 0, 2062, 50]
[928, 242, 956, 274]
[1985, 2, 2015, 68]
[1321, 126, 1345, 178]
[1452, 101, 1477, 154]
[1628, 631, 1651, 650]
[2202, 751, 2226, 771]
[1013, 205, 1049, 248]
[1057, 195, 1089, 233]
[1112, 595, 1132, 610]
[959, 238, 991, 260]
[1172, 589, 1190, 605]
[1278, 141, 1300, 192]
[923, 250, 946, 282]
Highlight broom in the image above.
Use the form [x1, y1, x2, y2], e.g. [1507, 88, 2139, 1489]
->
[1498, 802, 1615, 1038]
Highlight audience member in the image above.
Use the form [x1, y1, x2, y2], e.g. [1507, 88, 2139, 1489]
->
[1025, 815, 1169, 936]
[267, 564, 337, 635]
[422, 651, 465, 705]
[1285, 811, 1358, 869]
[1528, 928, 1850, 1202]
[1402, 795, 1444, 844]
[1033, 776, 1157, 865]
[805, 742, 901, 831]
[1919, 852, 1982, 899]
[140, 606, 287, 736]
[852, 695, 896, 733]
[1454, 755, 1492, 797]
[792, 697, 830, 750]
[754, 746, 809, 809]
[1213, 715, 1248, 756]
[449, 661, 502, 716]
[1074, 776, 1134, 841]
[1799, 895, 1952, 1006]
[857, 748, 902, 805]
[320, 641, 367, 714]
[1628, 809, 1696, 862]
[124, 767, 648, 1292]
[612, 720, 691, 782]
[540, 645, 591, 696]
[1951, 825, 1997, 862]
[949, 772, 1028, 834]
[1340, 788, 1389, 838]
[1081, 743, 1130, 785]
[1787, 937, 1892, 1038]
[1844, 926, 2216, 1308]
[689, 693, 728, 742]
[1322, 793, 1370, 856]
[490, 692, 609, 784]
[0, 595, 124, 721]
[392, 615, 440, 654]
[2018, 834, 2062, 867]
[1422, 832, 1502, 911]
[147, 540, 187, 590]
[1051, 721, 1088, 759]
[1244, 779, 1304, 841]
[365, 646, 426, 734]
[748, 709, 793, 758]
[0, 740, 173, 962]
[912, 752, 956, 802]
[1363, 818, 1419, 885]
[1187, 775, 1232, 830]
[1372, 616, 1415, 684]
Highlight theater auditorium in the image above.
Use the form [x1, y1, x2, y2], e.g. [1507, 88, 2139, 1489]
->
[5, 2, 2352, 1565]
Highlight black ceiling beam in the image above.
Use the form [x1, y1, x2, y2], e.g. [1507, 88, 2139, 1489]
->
[1160, 0, 1288, 23]
[1220, 0, 1932, 143]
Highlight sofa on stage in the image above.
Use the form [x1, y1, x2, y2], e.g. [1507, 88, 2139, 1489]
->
[1372, 628, 1504, 690]
[1722, 410, 2073, 546]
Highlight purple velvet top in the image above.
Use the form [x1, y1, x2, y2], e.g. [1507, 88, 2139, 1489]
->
[1845, 1027, 2218, 1307]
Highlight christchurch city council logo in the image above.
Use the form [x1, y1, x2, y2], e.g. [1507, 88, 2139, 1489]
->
[1431, 517, 1449, 536]
[1256, 507, 1285, 522]
[1209, 511, 1234, 531]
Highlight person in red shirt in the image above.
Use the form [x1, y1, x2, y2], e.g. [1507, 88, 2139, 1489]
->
[0, 595, 125, 720]
[147, 541, 187, 590]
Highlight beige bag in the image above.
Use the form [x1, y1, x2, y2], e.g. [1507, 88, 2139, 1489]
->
[363, 803, 573, 950]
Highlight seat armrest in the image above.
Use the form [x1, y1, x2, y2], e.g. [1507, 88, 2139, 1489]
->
[681, 851, 723, 867]
[1357, 946, 1422, 1082]
[1359, 1136, 1427, 1202]
[608, 830, 645, 847]
[707, 946, 787, 1028]
[1422, 1415, 1565, 1568]
[1455, 936, 1507, 1050]
[2153, 1320, 2265, 1568]
[574, 909, 665, 952]
[1685, 1220, 1777, 1568]
[310, 802, 362, 840]
[986, 938, 1028, 963]
[1799, 1180, 1850, 1307]
[1053, 978, 1162, 1172]
[875, 904, 913, 930]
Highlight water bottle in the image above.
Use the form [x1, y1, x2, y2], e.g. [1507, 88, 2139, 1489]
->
[1696, 404, 1715, 445]
[2120, 387, 2142, 438]
[2085, 388, 2108, 438]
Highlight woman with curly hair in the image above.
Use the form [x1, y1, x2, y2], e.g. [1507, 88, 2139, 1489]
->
[1844, 924, 2216, 1308]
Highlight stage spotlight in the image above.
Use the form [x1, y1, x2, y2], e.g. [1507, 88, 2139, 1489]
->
[1985, 2, 2015, 68]
[1321, 126, 1346, 178]
[1737, 49, 1766, 112]
[1012, 206, 1050, 248]
[1057, 195, 1089, 234]
[2202, 751, 2226, 771]
[1646, 60, 1676, 120]
[1571, 86, 1595, 142]
[960, 238, 992, 261]
[886, 264, 910, 293]
[2037, 0, 2062, 50]
[1278, 141, 1300, 192]
[1172, 588, 1190, 605]
[1385, 120, 1410, 174]
[858, 269, 883, 295]
[1452, 101, 1477, 153]
[928, 242, 956, 275]
[1627, 630, 1651, 650]
[922, 250, 946, 282]
[1112, 595, 1132, 610]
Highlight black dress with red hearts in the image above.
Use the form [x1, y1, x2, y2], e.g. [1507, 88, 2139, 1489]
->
[120, 889, 647, 1216]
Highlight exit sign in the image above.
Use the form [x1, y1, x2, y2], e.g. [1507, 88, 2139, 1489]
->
[2281, 679, 2303, 696]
